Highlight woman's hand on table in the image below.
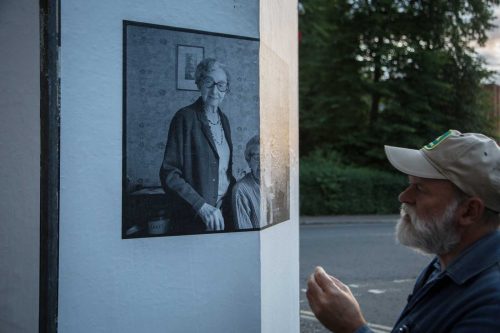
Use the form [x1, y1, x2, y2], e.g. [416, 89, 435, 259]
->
[198, 203, 225, 231]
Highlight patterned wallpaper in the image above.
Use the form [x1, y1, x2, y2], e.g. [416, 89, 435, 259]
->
[125, 23, 260, 188]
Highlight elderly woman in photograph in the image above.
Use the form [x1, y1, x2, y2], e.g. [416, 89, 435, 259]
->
[232, 135, 260, 229]
[160, 58, 235, 234]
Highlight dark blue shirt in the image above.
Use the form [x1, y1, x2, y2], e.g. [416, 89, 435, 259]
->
[356, 230, 500, 333]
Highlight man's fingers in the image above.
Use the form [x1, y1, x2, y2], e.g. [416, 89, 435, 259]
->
[307, 273, 320, 294]
[329, 275, 350, 293]
[314, 267, 338, 293]
[306, 273, 324, 313]
[306, 268, 367, 333]
[314, 267, 351, 295]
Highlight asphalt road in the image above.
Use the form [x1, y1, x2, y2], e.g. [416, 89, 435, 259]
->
[299, 222, 431, 333]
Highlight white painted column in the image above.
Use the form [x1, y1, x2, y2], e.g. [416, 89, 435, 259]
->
[57, 1, 298, 332]
[260, 0, 300, 331]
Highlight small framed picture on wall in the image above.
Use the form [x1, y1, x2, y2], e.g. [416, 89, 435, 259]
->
[176, 45, 204, 90]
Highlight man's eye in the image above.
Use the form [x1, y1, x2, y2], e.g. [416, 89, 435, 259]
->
[409, 183, 422, 192]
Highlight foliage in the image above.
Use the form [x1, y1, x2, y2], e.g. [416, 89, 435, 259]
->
[299, 0, 499, 168]
[300, 149, 407, 215]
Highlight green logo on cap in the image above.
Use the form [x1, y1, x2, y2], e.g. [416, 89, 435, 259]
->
[423, 130, 454, 150]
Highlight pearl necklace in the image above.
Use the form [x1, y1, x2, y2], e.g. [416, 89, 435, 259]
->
[207, 115, 221, 126]
[206, 113, 224, 145]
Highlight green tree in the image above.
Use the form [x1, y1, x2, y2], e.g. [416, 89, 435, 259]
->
[299, 0, 498, 167]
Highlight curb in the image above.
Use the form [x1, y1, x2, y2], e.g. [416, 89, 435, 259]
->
[300, 214, 399, 225]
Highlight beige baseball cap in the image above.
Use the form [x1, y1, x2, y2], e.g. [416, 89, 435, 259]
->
[384, 129, 500, 212]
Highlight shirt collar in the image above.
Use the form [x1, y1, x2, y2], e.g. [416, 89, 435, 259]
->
[443, 230, 500, 285]
[423, 259, 442, 285]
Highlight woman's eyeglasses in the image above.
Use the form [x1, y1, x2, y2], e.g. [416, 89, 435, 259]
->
[201, 78, 229, 92]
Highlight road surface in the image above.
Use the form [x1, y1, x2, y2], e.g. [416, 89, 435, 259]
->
[300, 222, 431, 333]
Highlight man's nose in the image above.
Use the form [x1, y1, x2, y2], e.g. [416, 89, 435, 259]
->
[398, 186, 415, 204]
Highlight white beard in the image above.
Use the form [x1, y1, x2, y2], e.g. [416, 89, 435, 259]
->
[396, 201, 461, 255]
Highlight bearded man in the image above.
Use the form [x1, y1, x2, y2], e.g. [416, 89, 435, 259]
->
[306, 130, 500, 333]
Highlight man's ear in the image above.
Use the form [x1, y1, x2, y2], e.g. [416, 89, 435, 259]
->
[456, 197, 485, 227]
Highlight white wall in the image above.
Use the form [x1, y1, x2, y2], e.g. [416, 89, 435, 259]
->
[0, 1, 40, 332]
[59, 0, 298, 332]
[260, 0, 300, 331]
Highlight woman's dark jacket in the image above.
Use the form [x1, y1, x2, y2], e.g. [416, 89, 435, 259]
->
[159, 97, 235, 234]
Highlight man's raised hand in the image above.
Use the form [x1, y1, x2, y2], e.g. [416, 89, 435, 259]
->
[306, 266, 366, 333]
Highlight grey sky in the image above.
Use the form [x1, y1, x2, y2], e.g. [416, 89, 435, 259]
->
[476, 6, 500, 84]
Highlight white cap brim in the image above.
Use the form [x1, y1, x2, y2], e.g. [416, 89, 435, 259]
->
[384, 145, 446, 179]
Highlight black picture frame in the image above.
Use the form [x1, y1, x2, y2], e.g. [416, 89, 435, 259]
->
[123, 20, 264, 239]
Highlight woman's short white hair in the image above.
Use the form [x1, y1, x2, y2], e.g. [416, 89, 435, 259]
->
[195, 58, 231, 90]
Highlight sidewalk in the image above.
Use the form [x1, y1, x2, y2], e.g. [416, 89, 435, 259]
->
[300, 214, 399, 225]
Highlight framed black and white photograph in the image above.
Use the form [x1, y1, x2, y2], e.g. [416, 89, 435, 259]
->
[176, 45, 204, 90]
[122, 20, 269, 238]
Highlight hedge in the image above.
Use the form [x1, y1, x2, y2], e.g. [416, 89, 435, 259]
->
[300, 150, 407, 215]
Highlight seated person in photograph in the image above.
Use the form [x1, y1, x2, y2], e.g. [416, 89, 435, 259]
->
[232, 135, 260, 229]
[159, 58, 235, 234]
[306, 130, 500, 333]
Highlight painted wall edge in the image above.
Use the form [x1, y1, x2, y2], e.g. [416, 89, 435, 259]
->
[39, 0, 60, 332]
